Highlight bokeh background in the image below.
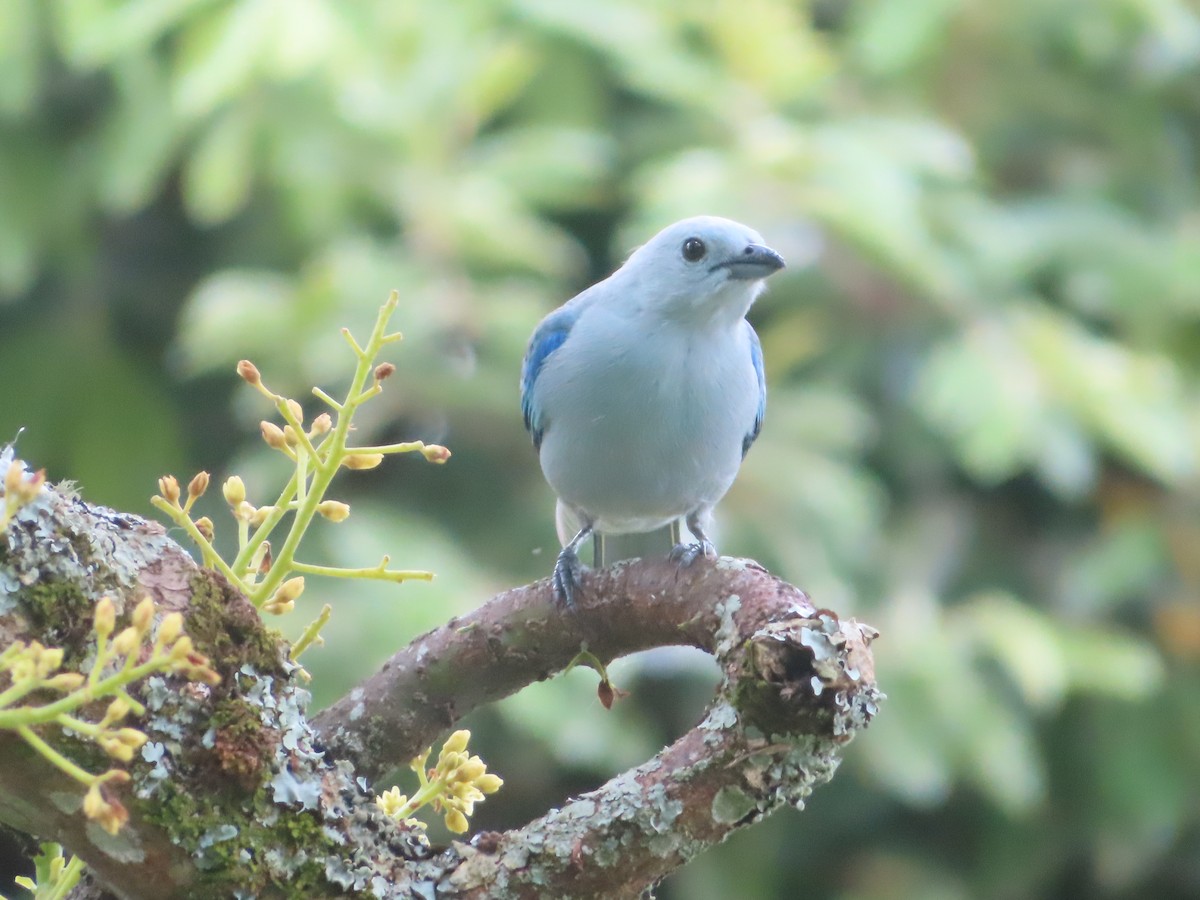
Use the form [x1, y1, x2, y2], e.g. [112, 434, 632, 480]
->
[2, 1, 1200, 897]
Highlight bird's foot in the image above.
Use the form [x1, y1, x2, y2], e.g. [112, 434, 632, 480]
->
[670, 539, 717, 567]
[553, 547, 588, 609]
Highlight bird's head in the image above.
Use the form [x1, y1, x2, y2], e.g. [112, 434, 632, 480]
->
[620, 216, 786, 323]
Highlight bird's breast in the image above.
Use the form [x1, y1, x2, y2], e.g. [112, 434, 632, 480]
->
[534, 313, 757, 529]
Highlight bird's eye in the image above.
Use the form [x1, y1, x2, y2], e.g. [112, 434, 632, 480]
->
[681, 237, 707, 262]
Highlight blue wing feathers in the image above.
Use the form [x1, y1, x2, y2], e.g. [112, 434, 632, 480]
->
[521, 307, 577, 449]
[743, 323, 766, 457]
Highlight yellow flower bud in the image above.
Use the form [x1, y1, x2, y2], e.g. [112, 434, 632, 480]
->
[8, 648, 33, 684]
[444, 809, 469, 834]
[341, 453, 384, 470]
[35, 645, 64, 678]
[97, 795, 128, 835]
[476, 773, 503, 795]
[132, 596, 155, 634]
[310, 413, 332, 435]
[316, 501, 350, 522]
[260, 421, 287, 449]
[442, 730, 470, 756]
[286, 399, 304, 424]
[237, 359, 261, 386]
[185, 663, 222, 686]
[457, 757, 486, 783]
[94, 597, 116, 638]
[422, 444, 451, 464]
[117, 728, 148, 750]
[263, 578, 303, 614]
[103, 697, 131, 725]
[250, 506, 273, 527]
[82, 784, 105, 820]
[439, 751, 467, 774]
[99, 735, 134, 762]
[375, 786, 408, 818]
[261, 596, 294, 616]
[187, 471, 210, 500]
[222, 476, 246, 506]
[157, 612, 183, 646]
[45, 672, 86, 692]
[112, 627, 139, 657]
[195, 516, 215, 541]
[277, 577, 305, 603]
[452, 783, 484, 805]
[157, 475, 180, 505]
[169, 635, 194, 660]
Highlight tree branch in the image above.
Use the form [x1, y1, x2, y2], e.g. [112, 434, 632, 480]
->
[0, 465, 880, 899]
[314, 559, 880, 898]
[312, 558, 875, 780]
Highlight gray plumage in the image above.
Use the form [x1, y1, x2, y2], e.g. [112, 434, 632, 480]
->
[521, 215, 784, 604]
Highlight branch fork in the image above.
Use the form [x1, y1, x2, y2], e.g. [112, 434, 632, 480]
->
[0, 469, 880, 899]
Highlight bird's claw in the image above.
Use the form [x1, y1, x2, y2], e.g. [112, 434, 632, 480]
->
[553, 548, 587, 609]
[670, 539, 717, 567]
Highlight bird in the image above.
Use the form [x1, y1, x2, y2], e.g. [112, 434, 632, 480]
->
[520, 215, 785, 606]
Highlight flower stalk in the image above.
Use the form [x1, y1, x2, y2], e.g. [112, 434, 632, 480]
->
[150, 293, 449, 618]
[376, 729, 503, 834]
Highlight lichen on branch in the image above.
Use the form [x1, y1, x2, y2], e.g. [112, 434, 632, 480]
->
[0, 583, 219, 837]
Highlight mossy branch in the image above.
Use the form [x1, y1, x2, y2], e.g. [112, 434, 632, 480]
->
[1, 466, 879, 900]
[0, 595, 219, 836]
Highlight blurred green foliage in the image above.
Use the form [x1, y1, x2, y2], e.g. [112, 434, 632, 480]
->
[2, 0, 1199, 897]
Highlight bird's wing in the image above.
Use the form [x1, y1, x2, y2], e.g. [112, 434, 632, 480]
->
[521, 301, 584, 450]
[742, 321, 766, 458]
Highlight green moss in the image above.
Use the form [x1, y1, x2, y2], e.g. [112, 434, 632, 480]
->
[134, 580, 354, 897]
[184, 572, 286, 678]
[733, 653, 831, 739]
[209, 697, 262, 733]
[151, 779, 208, 845]
[146, 779, 341, 898]
[17, 580, 94, 664]
[204, 698, 279, 790]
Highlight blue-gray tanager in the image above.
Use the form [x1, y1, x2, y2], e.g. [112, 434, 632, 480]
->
[521, 216, 785, 605]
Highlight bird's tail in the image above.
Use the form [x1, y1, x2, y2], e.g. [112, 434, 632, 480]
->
[555, 500, 678, 568]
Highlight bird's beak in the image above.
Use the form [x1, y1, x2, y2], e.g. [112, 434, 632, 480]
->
[714, 243, 786, 281]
